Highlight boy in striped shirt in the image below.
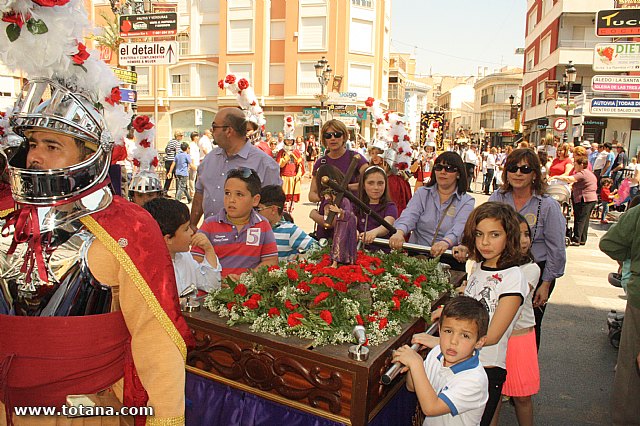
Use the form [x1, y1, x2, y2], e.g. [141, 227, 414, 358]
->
[258, 185, 318, 261]
[198, 168, 278, 279]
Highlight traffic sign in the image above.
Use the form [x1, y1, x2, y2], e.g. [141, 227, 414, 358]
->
[590, 98, 640, 115]
[119, 42, 178, 66]
[119, 88, 137, 104]
[553, 117, 568, 132]
[119, 13, 177, 38]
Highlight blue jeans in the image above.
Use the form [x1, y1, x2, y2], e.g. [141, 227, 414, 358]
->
[601, 200, 610, 221]
[175, 175, 191, 202]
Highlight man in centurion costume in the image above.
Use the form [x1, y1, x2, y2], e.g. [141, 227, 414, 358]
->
[0, 1, 192, 425]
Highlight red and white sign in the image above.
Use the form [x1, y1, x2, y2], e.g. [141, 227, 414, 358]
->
[592, 75, 640, 92]
[553, 118, 568, 132]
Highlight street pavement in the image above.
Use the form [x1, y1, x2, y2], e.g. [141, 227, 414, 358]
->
[288, 176, 622, 426]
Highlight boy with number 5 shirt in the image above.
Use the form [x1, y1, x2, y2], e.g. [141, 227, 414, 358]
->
[198, 167, 278, 279]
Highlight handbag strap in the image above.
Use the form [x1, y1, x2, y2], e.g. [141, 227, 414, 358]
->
[431, 197, 456, 247]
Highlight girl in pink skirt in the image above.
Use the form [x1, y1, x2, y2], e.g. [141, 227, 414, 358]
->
[492, 214, 541, 426]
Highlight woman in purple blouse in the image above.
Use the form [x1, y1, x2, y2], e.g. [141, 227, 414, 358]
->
[308, 119, 368, 203]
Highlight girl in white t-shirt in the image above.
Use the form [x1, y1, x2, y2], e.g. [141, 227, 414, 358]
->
[460, 202, 528, 426]
[491, 215, 540, 426]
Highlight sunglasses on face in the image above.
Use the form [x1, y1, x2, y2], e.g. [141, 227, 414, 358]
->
[227, 167, 257, 179]
[433, 164, 458, 173]
[506, 164, 534, 174]
[323, 131, 344, 140]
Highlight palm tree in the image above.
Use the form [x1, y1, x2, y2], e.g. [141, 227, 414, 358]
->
[91, 13, 123, 64]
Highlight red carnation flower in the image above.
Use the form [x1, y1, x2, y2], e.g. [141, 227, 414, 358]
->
[287, 312, 304, 327]
[378, 318, 388, 330]
[2, 12, 29, 29]
[227, 302, 235, 310]
[132, 115, 154, 133]
[394, 289, 410, 299]
[71, 42, 90, 66]
[355, 315, 364, 325]
[268, 307, 280, 318]
[268, 265, 280, 272]
[313, 292, 330, 305]
[233, 284, 247, 297]
[297, 282, 311, 293]
[133, 158, 140, 167]
[403, 135, 411, 141]
[218, 79, 225, 89]
[392, 296, 401, 311]
[285, 300, 299, 311]
[104, 87, 121, 106]
[371, 267, 385, 276]
[286, 269, 299, 280]
[365, 97, 375, 107]
[249, 293, 262, 301]
[398, 147, 404, 154]
[368, 314, 377, 323]
[398, 274, 409, 283]
[415, 275, 427, 284]
[237, 78, 249, 90]
[286, 116, 293, 122]
[151, 157, 159, 167]
[320, 310, 333, 325]
[333, 281, 348, 293]
[139, 138, 151, 148]
[393, 135, 399, 143]
[225, 74, 236, 84]
[242, 298, 260, 310]
[33, 0, 71, 5]
[397, 162, 409, 170]
[433, 122, 439, 128]
[376, 118, 383, 125]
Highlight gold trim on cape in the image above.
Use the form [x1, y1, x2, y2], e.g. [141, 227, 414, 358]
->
[80, 215, 188, 361]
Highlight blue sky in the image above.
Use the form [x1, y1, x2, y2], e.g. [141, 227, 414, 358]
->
[390, 0, 527, 77]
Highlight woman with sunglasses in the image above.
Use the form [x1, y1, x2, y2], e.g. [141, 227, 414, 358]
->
[389, 152, 475, 258]
[480, 148, 567, 350]
[308, 120, 368, 203]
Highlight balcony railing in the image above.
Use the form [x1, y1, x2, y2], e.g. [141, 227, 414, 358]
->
[298, 82, 319, 96]
[558, 40, 601, 49]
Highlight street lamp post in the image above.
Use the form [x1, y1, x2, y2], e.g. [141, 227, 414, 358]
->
[314, 56, 332, 109]
[563, 61, 577, 143]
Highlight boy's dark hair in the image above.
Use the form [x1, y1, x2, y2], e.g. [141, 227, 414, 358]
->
[260, 185, 286, 215]
[315, 164, 345, 195]
[462, 202, 523, 269]
[180, 142, 189, 151]
[226, 167, 261, 196]
[603, 142, 612, 150]
[441, 296, 489, 338]
[143, 197, 190, 237]
[190, 131, 199, 141]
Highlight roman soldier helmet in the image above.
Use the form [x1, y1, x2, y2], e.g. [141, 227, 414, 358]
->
[0, 0, 131, 206]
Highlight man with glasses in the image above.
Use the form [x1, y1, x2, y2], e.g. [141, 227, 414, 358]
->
[190, 108, 281, 229]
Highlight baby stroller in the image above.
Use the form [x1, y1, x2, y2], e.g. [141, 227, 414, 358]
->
[545, 181, 573, 246]
[607, 272, 624, 349]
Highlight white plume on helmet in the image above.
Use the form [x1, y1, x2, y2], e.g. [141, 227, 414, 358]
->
[129, 116, 162, 194]
[283, 115, 295, 139]
[364, 97, 412, 171]
[218, 74, 266, 127]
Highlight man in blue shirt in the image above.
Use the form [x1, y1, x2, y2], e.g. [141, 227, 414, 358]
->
[169, 142, 196, 203]
[603, 142, 615, 178]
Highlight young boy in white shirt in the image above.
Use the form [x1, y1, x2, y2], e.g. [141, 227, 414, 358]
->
[393, 296, 489, 426]
[144, 197, 221, 295]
